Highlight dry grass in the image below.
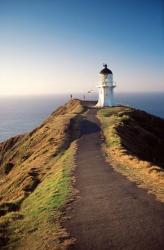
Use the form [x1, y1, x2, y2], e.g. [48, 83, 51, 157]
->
[98, 106, 164, 202]
[0, 99, 84, 249]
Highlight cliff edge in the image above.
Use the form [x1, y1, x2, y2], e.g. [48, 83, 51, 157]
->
[0, 99, 84, 250]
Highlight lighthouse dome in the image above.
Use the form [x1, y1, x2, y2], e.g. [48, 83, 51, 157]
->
[100, 64, 112, 75]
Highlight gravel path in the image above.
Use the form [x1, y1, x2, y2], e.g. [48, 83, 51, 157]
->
[65, 109, 164, 250]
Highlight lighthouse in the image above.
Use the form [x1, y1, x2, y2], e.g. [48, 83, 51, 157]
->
[96, 64, 116, 107]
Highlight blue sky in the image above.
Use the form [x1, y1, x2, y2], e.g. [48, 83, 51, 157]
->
[0, 0, 163, 95]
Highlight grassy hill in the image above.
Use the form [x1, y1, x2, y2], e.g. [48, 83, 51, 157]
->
[1, 100, 164, 249]
[98, 106, 164, 202]
[0, 99, 84, 250]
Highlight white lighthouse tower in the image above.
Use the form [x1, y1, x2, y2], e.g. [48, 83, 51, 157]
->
[96, 64, 116, 107]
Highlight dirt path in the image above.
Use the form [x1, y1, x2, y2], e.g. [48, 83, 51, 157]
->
[65, 109, 164, 250]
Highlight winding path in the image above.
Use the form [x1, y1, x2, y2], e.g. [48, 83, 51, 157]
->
[65, 109, 164, 250]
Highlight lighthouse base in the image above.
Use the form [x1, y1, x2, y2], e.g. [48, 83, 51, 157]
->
[95, 102, 115, 108]
[96, 85, 115, 108]
[96, 93, 115, 107]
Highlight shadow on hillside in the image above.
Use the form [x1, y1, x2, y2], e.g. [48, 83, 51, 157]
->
[116, 109, 164, 168]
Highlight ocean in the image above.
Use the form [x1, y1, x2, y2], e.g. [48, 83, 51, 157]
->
[0, 92, 164, 142]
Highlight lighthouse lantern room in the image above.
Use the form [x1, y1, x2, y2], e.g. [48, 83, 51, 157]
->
[96, 64, 116, 107]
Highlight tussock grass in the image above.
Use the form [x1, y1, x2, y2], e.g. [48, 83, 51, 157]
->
[0, 99, 84, 249]
[98, 106, 164, 202]
[3, 142, 77, 250]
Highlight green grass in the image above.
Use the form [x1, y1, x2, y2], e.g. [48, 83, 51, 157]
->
[98, 106, 164, 203]
[97, 107, 126, 147]
[23, 147, 74, 218]
[1, 141, 77, 250]
[0, 99, 85, 249]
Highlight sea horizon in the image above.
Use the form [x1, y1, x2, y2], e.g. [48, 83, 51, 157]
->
[0, 91, 164, 142]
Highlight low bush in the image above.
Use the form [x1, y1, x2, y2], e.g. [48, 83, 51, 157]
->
[4, 163, 14, 174]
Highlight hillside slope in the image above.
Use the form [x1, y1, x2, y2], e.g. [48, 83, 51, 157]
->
[0, 99, 84, 250]
[98, 106, 164, 202]
[1, 101, 164, 249]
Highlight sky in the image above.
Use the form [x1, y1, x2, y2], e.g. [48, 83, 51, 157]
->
[0, 0, 163, 95]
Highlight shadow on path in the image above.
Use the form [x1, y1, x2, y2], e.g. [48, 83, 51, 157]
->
[79, 118, 100, 137]
[65, 108, 164, 250]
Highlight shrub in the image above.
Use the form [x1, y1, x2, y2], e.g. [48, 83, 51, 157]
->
[4, 162, 14, 174]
